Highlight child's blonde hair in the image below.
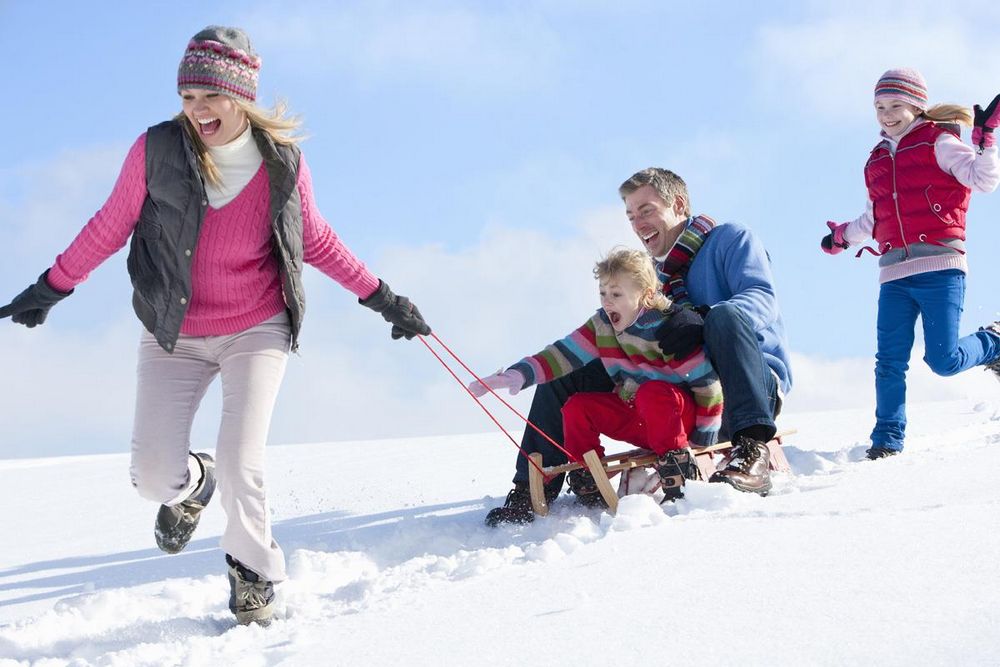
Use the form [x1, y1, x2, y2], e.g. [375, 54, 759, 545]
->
[922, 103, 974, 127]
[175, 99, 303, 186]
[594, 247, 670, 311]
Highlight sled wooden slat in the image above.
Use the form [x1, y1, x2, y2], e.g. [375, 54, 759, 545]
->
[528, 453, 549, 516]
[584, 449, 619, 513]
[528, 430, 796, 516]
[767, 437, 792, 473]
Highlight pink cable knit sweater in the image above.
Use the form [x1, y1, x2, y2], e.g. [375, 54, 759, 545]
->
[46, 134, 380, 336]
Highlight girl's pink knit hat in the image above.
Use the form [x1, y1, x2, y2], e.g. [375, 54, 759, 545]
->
[874, 68, 928, 111]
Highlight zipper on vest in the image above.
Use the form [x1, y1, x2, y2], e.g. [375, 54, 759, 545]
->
[890, 152, 909, 257]
[254, 134, 303, 355]
[270, 214, 303, 354]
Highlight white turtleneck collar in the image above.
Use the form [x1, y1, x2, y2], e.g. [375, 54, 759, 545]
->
[204, 124, 264, 208]
[881, 118, 926, 155]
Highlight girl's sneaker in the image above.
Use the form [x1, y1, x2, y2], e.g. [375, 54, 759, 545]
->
[865, 446, 899, 460]
[982, 322, 1000, 380]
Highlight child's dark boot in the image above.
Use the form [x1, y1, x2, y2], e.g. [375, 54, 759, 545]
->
[655, 447, 696, 503]
[567, 468, 608, 508]
[484, 481, 559, 527]
[865, 446, 900, 460]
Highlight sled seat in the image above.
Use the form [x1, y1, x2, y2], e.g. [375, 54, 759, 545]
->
[527, 430, 794, 516]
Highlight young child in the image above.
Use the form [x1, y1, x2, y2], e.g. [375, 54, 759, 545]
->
[470, 247, 723, 507]
[821, 68, 1000, 459]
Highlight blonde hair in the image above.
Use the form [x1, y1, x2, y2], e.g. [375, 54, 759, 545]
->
[594, 247, 670, 311]
[922, 103, 974, 127]
[175, 98, 303, 186]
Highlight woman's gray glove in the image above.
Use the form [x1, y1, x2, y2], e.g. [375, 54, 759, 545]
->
[0, 271, 73, 328]
[359, 280, 431, 340]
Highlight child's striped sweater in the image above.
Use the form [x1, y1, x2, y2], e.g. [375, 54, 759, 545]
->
[510, 308, 723, 446]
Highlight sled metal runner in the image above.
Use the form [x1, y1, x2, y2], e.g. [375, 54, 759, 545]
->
[527, 430, 795, 516]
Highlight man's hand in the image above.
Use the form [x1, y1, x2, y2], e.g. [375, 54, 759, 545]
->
[655, 306, 706, 360]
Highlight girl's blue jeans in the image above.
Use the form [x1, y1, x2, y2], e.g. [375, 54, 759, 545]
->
[872, 269, 1000, 450]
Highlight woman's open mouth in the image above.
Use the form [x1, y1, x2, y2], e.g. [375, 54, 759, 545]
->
[198, 117, 222, 136]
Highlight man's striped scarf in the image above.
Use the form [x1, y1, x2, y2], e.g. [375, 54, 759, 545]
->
[656, 215, 716, 306]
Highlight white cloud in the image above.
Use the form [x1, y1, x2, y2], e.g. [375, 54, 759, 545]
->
[4, 204, 997, 459]
[4, 179, 995, 458]
[752, 3, 1000, 122]
[274, 208, 635, 444]
[0, 211, 631, 457]
[0, 316, 139, 457]
[240, 2, 564, 94]
[784, 348, 997, 415]
[0, 144, 129, 270]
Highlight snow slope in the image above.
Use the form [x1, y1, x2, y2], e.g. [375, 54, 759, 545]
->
[1, 399, 999, 666]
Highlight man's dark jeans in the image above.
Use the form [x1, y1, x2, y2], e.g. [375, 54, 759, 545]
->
[511, 302, 779, 486]
[703, 302, 779, 444]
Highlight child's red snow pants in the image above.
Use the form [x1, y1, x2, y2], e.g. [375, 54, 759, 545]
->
[559, 380, 696, 460]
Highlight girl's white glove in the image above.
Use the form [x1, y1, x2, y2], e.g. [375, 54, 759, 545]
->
[468, 369, 526, 397]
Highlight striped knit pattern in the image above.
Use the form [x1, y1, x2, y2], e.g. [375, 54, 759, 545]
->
[46, 133, 381, 333]
[177, 37, 261, 102]
[510, 308, 723, 445]
[658, 215, 716, 306]
[874, 68, 928, 111]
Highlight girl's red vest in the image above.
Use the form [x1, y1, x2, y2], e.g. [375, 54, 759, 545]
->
[864, 121, 971, 254]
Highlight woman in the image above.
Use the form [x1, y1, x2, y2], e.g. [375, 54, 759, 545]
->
[0, 25, 430, 626]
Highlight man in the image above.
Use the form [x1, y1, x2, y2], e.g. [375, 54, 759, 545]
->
[486, 167, 792, 526]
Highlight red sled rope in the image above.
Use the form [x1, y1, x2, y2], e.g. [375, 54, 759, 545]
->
[417, 332, 581, 480]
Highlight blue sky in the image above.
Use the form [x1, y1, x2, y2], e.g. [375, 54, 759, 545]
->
[2, 1, 999, 458]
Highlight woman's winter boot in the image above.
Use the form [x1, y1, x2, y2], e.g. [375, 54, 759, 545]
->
[154, 452, 216, 553]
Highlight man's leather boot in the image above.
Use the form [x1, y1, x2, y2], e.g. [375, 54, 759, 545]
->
[709, 435, 772, 495]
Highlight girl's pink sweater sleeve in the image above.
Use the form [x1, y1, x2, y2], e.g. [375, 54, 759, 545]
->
[298, 155, 381, 300]
[46, 135, 149, 293]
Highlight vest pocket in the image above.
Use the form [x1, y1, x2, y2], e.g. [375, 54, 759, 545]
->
[134, 220, 163, 239]
[127, 223, 165, 301]
[924, 185, 959, 225]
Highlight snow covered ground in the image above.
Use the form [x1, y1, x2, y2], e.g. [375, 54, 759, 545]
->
[1, 398, 999, 666]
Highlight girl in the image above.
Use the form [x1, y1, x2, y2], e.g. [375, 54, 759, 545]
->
[821, 68, 1000, 459]
[0, 26, 430, 625]
[470, 247, 722, 519]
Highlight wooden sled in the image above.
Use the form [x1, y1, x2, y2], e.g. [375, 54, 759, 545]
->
[527, 430, 795, 516]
